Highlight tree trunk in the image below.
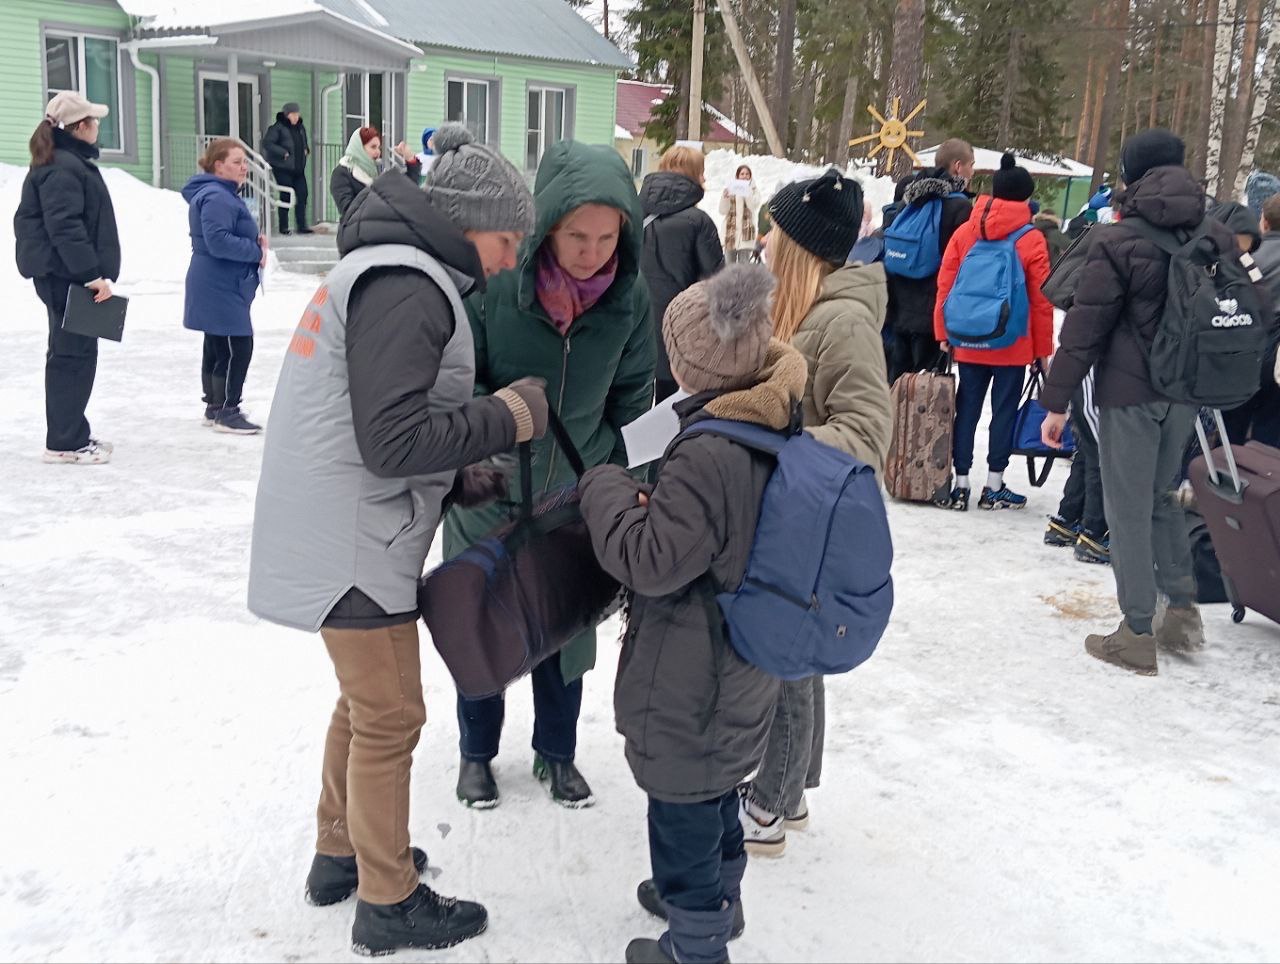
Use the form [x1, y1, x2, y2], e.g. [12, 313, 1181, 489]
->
[809, 69, 825, 160]
[1195, 0, 1222, 179]
[1224, 0, 1264, 189]
[1205, 0, 1239, 196]
[1119, 55, 1135, 145]
[886, 0, 925, 179]
[998, 28, 1022, 147]
[837, 63, 860, 165]
[1090, 0, 1131, 192]
[1149, 21, 1163, 128]
[795, 62, 818, 158]
[1171, 0, 1199, 133]
[773, 0, 797, 155]
[1235, 12, 1279, 196]
[1076, 51, 1096, 160]
[1086, 63, 1107, 169]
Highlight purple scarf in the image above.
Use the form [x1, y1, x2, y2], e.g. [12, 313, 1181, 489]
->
[535, 247, 618, 335]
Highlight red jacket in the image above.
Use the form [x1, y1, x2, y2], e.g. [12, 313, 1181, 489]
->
[933, 195, 1054, 367]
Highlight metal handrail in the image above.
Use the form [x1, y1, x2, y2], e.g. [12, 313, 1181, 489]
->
[167, 134, 295, 232]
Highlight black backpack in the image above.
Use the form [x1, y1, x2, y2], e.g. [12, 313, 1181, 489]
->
[1123, 216, 1268, 409]
[1041, 221, 1100, 311]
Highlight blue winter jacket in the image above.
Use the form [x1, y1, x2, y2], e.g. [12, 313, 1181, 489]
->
[182, 174, 260, 336]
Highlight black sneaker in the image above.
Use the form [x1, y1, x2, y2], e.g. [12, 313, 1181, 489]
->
[979, 485, 1027, 510]
[637, 879, 745, 940]
[1074, 530, 1111, 565]
[213, 405, 262, 435]
[202, 404, 220, 426]
[533, 753, 595, 808]
[351, 883, 487, 956]
[626, 938, 676, 963]
[457, 759, 499, 809]
[1044, 515, 1080, 547]
[306, 848, 428, 906]
[934, 486, 971, 511]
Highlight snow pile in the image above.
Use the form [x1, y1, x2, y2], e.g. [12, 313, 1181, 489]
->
[700, 148, 898, 237]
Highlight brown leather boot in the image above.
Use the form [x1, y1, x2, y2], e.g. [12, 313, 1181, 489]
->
[1085, 620, 1158, 676]
[1154, 601, 1206, 653]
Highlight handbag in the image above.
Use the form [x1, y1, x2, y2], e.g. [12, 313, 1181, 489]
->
[1011, 366, 1076, 487]
[417, 410, 623, 699]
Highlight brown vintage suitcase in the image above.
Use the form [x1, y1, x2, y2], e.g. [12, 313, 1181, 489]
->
[1188, 410, 1280, 625]
[885, 367, 955, 503]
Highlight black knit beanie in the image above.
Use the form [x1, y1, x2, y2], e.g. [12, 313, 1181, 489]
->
[1120, 128, 1186, 186]
[768, 168, 864, 265]
[992, 153, 1035, 202]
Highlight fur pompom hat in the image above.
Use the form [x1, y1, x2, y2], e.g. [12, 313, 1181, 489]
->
[663, 263, 776, 392]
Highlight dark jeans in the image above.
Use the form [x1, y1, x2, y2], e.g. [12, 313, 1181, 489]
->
[273, 168, 309, 232]
[201, 334, 254, 408]
[1057, 385, 1107, 535]
[457, 656, 582, 763]
[648, 790, 744, 913]
[35, 277, 96, 452]
[889, 330, 945, 384]
[747, 675, 824, 818]
[953, 362, 1026, 476]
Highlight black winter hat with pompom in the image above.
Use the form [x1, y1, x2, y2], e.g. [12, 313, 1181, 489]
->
[768, 168, 864, 264]
[992, 152, 1035, 202]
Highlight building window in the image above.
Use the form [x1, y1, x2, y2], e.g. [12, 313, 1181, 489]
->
[526, 86, 566, 171]
[447, 78, 492, 144]
[344, 73, 386, 143]
[200, 73, 259, 145]
[44, 32, 122, 152]
[631, 146, 645, 179]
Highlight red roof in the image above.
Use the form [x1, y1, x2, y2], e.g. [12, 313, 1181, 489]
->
[616, 79, 744, 144]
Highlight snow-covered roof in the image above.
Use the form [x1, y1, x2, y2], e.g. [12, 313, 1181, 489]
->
[615, 125, 632, 141]
[913, 146, 1093, 179]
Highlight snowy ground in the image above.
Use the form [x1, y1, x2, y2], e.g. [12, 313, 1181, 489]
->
[3, 170, 1280, 963]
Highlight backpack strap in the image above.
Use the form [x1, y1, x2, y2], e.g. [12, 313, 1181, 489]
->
[643, 213, 660, 230]
[677, 418, 792, 457]
[1009, 224, 1035, 243]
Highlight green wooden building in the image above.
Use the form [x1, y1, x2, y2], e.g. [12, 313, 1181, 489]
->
[0, 0, 630, 228]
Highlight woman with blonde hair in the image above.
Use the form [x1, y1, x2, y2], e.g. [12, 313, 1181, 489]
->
[719, 163, 761, 263]
[736, 168, 893, 857]
[639, 145, 724, 399]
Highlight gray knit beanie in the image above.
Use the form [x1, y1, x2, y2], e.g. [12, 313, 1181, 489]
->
[422, 123, 535, 235]
[664, 263, 776, 393]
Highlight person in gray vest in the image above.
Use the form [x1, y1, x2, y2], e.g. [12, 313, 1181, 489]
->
[247, 122, 542, 957]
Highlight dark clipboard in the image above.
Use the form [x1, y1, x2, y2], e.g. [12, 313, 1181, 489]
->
[62, 284, 128, 342]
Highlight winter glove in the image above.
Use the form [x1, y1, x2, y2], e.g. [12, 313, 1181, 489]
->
[450, 463, 509, 509]
[494, 377, 549, 443]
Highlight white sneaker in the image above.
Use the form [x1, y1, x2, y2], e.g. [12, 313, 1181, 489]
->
[88, 437, 113, 454]
[738, 785, 786, 857]
[43, 441, 111, 464]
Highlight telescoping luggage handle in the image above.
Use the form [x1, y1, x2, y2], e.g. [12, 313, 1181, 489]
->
[1195, 408, 1246, 501]
[517, 407, 587, 518]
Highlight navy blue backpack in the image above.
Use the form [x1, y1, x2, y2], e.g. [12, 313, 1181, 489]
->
[943, 224, 1035, 350]
[883, 192, 967, 279]
[679, 419, 894, 680]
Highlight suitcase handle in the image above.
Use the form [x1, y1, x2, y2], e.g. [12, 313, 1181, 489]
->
[1195, 408, 1246, 499]
[518, 407, 587, 518]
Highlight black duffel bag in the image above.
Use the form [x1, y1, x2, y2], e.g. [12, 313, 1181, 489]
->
[418, 410, 623, 699]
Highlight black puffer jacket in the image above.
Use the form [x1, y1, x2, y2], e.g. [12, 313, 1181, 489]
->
[13, 127, 121, 283]
[579, 387, 789, 803]
[262, 112, 309, 173]
[639, 172, 725, 385]
[1043, 165, 1239, 413]
[882, 169, 971, 335]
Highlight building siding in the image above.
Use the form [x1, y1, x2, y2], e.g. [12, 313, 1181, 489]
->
[407, 48, 617, 174]
[0, 0, 152, 181]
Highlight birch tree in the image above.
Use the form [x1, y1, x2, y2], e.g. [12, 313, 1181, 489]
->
[1235, 15, 1280, 197]
[1204, 0, 1239, 196]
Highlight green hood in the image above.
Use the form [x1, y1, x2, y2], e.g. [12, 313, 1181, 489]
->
[516, 140, 644, 312]
[341, 129, 378, 181]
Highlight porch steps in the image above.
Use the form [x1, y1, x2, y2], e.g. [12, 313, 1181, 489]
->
[272, 228, 340, 276]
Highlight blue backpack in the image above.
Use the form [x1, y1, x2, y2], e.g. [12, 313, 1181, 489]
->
[883, 192, 966, 279]
[678, 420, 894, 680]
[942, 224, 1034, 350]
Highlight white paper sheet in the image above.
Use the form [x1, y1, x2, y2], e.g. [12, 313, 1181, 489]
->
[727, 179, 751, 198]
[621, 391, 690, 468]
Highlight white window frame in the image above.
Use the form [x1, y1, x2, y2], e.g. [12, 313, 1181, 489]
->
[526, 85, 568, 172]
[44, 30, 124, 155]
[447, 77, 495, 145]
[197, 71, 261, 145]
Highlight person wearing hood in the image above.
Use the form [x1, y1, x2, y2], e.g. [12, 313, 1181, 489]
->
[14, 91, 121, 464]
[248, 122, 548, 956]
[883, 138, 975, 384]
[639, 146, 725, 400]
[445, 139, 654, 811]
[330, 126, 423, 218]
[1245, 170, 1280, 219]
[416, 126, 437, 181]
[1067, 185, 1115, 238]
[736, 168, 892, 858]
[1209, 199, 1263, 253]
[934, 153, 1054, 513]
[1039, 129, 1233, 676]
[261, 101, 311, 234]
[577, 263, 801, 963]
[181, 139, 268, 434]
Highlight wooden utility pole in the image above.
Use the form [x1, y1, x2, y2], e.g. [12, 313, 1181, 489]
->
[689, 0, 706, 141]
[718, 0, 785, 155]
